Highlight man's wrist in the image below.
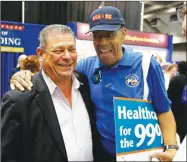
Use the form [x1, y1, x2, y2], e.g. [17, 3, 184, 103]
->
[163, 145, 179, 152]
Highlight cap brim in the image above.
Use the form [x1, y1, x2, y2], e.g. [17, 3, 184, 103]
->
[85, 24, 121, 34]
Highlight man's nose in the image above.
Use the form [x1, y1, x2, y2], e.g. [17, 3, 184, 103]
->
[62, 49, 71, 59]
[95, 36, 108, 45]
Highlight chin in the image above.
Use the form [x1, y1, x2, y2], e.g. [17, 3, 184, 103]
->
[100, 59, 117, 67]
[59, 74, 72, 79]
[58, 70, 73, 78]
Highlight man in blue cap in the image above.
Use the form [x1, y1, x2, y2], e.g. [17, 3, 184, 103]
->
[10, 6, 178, 161]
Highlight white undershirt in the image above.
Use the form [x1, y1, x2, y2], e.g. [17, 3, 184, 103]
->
[42, 71, 93, 161]
[164, 72, 170, 90]
[173, 136, 186, 161]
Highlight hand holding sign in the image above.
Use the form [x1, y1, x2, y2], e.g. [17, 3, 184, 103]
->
[114, 97, 164, 161]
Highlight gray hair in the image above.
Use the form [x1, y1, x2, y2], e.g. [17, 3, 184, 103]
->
[38, 24, 74, 48]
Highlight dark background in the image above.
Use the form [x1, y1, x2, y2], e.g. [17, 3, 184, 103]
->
[1, 1, 142, 30]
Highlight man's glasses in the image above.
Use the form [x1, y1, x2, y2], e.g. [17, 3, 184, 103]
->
[89, 28, 122, 41]
[42, 47, 76, 56]
[176, 4, 187, 23]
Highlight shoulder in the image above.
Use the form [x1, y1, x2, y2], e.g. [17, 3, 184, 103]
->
[2, 73, 42, 104]
[130, 51, 159, 67]
[126, 50, 161, 72]
[1, 90, 36, 117]
[149, 55, 161, 69]
[126, 49, 143, 60]
[126, 50, 144, 68]
[78, 56, 98, 64]
[132, 51, 143, 63]
[131, 51, 143, 58]
[130, 50, 160, 69]
[73, 71, 89, 85]
[76, 56, 98, 72]
[125, 49, 143, 60]
[2, 89, 36, 104]
[170, 74, 186, 83]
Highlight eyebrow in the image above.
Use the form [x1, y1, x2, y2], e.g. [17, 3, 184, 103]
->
[52, 43, 76, 48]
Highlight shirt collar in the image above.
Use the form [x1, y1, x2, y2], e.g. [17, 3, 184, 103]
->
[42, 70, 80, 95]
[93, 47, 133, 70]
[115, 47, 133, 67]
[72, 74, 80, 90]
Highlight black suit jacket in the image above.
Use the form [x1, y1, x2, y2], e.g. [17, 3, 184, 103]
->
[1, 72, 106, 162]
[167, 74, 187, 141]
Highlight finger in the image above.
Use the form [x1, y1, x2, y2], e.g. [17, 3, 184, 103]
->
[150, 153, 162, 161]
[13, 80, 25, 91]
[11, 73, 31, 91]
[16, 70, 30, 82]
[25, 70, 32, 80]
[19, 74, 26, 80]
[19, 78, 32, 90]
[25, 76, 33, 87]
[10, 83, 16, 90]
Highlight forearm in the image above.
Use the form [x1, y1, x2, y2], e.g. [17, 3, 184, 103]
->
[157, 109, 177, 145]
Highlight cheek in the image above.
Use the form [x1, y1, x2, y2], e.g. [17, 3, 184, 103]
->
[49, 54, 61, 63]
[71, 54, 77, 65]
[93, 41, 97, 48]
[42, 55, 55, 66]
[110, 40, 122, 53]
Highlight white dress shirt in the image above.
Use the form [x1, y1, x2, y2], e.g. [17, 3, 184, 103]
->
[42, 71, 93, 161]
[173, 136, 186, 161]
[164, 72, 170, 90]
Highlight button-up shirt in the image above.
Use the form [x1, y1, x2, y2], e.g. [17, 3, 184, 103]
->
[42, 70, 93, 161]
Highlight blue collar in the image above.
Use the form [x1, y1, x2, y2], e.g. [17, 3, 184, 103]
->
[93, 47, 133, 70]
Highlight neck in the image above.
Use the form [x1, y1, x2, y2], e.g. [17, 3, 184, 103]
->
[58, 79, 72, 93]
[108, 48, 124, 67]
[53, 76, 72, 94]
[44, 70, 73, 107]
[55, 77, 73, 108]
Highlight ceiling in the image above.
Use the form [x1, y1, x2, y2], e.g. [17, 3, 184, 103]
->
[142, 1, 186, 44]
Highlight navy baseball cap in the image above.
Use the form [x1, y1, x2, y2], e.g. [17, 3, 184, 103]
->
[87, 6, 125, 33]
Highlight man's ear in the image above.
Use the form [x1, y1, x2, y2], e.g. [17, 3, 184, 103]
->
[121, 27, 126, 35]
[37, 47, 43, 57]
[121, 27, 126, 42]
[36, 47, 43, 63]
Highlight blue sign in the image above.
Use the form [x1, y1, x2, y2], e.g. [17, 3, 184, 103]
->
[1, 24, 25, 52]
[114, 97, 163, 157]
[1, 21, 46, 54]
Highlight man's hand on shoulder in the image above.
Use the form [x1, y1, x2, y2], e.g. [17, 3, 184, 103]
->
[10, 70, 33, 91]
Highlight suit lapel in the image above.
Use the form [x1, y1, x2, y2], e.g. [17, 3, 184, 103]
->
[77, 75, 94, 119]
[33, 73, 68, 160]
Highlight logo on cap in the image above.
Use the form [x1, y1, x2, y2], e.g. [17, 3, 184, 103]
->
[88, 6, 125, 33]
[92, 14, 112, 21]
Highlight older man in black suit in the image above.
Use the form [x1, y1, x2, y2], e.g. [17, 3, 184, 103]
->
[1, 25, 105, 162]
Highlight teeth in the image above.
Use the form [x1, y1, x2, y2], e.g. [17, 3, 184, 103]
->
[101, 50, 110, 52]
[100, 49, 112, 53]
[58, 64, 71, 67]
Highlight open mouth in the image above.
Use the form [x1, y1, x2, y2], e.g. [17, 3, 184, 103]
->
[100, 49, 112, 55]
[57, 63, 72, 68]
